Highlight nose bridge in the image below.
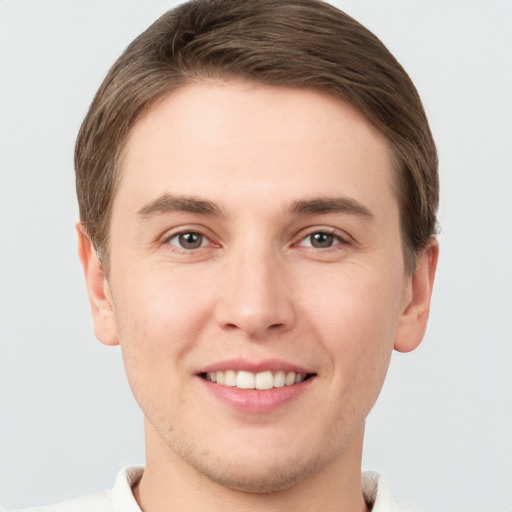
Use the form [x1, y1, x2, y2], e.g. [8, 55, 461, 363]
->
[216, 234, 295, 338]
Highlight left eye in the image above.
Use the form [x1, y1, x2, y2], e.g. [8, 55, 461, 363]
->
[168, 232, 208, 250]
[298, 232, 342, 249]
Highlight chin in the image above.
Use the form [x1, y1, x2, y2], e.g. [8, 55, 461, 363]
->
[168, 426, 349, 495]
[192, 451, 329, 494]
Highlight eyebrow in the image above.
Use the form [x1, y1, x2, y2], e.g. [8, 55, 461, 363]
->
[289, 197, 373, 219]
[137, 194, 224, 218]
[136, 194, 372, 220]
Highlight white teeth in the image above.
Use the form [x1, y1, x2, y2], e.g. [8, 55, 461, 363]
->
[285, 372, 296, 386]
[236, 370, 255, 389]
[224, 370, 236, 387]
[274, 370, 285, 388]
[205, 370, 307, 390]
[255, 371, 273, 390]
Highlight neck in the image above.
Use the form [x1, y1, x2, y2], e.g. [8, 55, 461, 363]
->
[133, 420, 369, 512]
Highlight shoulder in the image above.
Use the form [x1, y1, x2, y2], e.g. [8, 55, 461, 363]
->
[362, 471, 426, 512]
[1, 491, 112, 512]
[3, 466, 143, 512]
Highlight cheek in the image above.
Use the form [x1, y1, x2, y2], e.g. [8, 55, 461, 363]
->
[110, 269, 213, 410]
[306, 263, 403, 339]
[114, 266, 211, 345]
[303, 266, 402, 394]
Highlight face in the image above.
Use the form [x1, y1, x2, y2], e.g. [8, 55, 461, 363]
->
[82, 81, 435, 493]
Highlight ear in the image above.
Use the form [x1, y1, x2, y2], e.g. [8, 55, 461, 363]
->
[76, 224, 119, 346]
[394, 238, 439, 353]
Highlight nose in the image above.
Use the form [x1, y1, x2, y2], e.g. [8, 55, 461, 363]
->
[214, 245, 297, 340]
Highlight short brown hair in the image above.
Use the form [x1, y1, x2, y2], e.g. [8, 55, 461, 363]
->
[75, 0, 438, 273]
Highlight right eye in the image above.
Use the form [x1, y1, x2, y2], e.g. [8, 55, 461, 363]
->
[167, 232, 208, 250]
[300, 231, 340, 249]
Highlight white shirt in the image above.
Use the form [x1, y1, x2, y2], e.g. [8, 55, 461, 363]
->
[5, 467, 422, 511]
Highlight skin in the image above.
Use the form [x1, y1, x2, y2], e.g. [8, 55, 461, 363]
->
[78, 81, 438, 512]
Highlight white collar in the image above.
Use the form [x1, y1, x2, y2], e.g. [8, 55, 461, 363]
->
[110, 467, 419, 512]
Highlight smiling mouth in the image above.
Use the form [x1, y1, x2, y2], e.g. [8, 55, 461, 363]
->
[201, 370, 314, 390]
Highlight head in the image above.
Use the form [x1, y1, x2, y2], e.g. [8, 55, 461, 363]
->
[75, 0, 439, 501]
[75, 0, 438, 276]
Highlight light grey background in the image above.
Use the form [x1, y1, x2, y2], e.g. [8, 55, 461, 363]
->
[1, 1, 511, 510]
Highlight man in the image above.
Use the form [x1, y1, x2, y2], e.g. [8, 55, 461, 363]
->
[12, 0, 438, 510]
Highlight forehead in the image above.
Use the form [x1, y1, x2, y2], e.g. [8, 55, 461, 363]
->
[117, 80, 396, 216]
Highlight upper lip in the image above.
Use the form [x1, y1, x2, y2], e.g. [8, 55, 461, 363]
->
[197, 358, 314, 375]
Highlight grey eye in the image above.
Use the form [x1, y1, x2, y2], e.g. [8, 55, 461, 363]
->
[309, 232, 335, 248]
[169, 232, 205, 249]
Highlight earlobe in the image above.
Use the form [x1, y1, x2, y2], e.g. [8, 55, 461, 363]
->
[76, 224, 119, 346]
[394, 238, 439, 353]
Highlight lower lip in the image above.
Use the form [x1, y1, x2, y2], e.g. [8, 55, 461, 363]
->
[199, 377, 313, 414]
